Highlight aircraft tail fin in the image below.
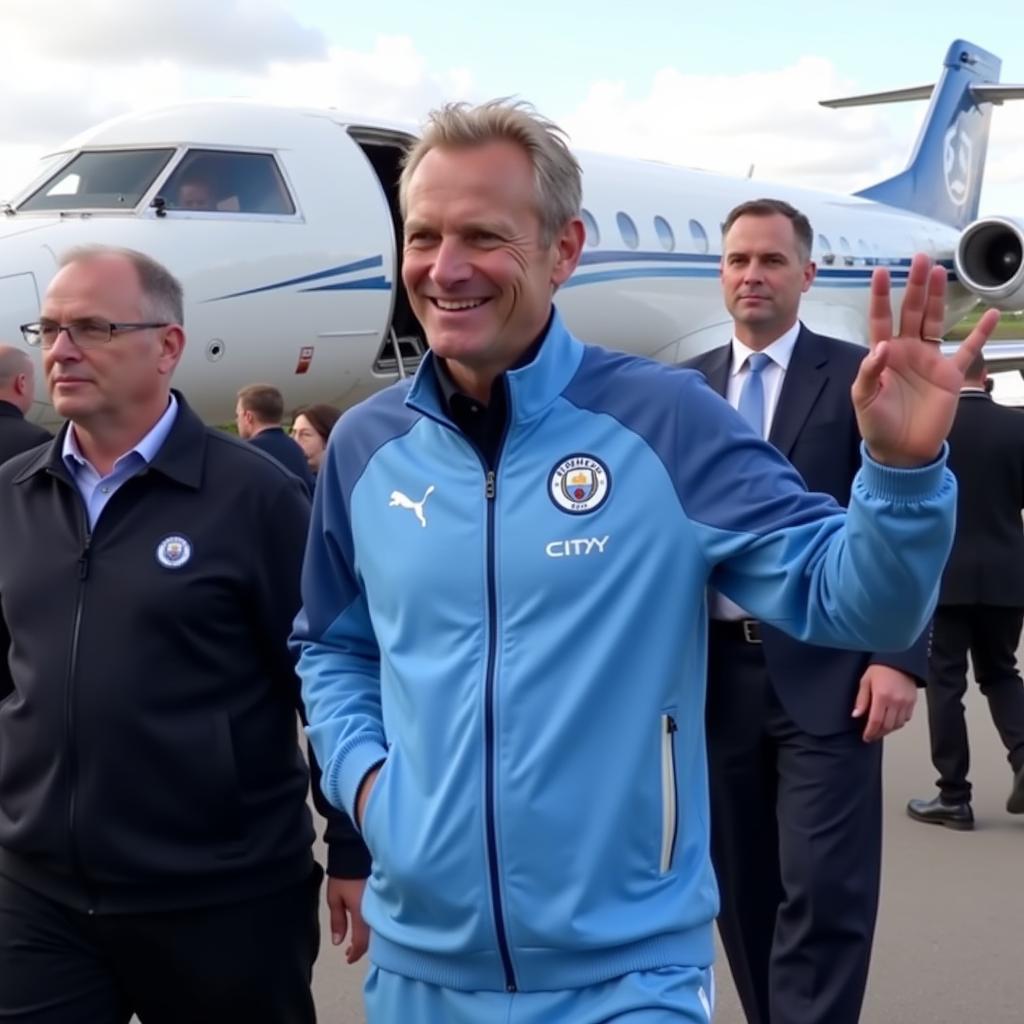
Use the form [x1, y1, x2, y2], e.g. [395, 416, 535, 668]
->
[820, 40, 1024, 228]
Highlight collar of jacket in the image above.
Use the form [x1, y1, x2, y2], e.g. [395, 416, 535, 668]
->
[0, 400, 25, 420]
[12, 389, 206, 491]
[404, 307, 585, 426]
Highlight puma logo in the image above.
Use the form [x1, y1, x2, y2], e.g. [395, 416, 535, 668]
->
[389, 485, 435, 528]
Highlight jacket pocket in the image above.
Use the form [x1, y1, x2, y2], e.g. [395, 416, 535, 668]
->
[659, 712, 679, 874]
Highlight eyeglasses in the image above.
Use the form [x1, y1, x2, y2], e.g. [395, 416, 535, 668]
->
[20, 319, 170, 349]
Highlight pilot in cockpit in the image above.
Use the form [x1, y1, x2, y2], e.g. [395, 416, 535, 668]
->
[175, 175, 218, 211]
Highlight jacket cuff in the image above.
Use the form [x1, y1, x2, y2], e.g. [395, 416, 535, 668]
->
[335, 739, 389, 820]
[859, 441, 949, 503]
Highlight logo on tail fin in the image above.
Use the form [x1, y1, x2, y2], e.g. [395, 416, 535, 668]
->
[943, 120, 973, 207]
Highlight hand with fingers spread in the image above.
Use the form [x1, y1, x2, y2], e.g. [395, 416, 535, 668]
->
[852, 252, 1001, 467]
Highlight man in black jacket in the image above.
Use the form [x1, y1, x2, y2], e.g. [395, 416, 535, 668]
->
[685, 199, 924, 1024]
[908, 355, 1024, 828]
[236, 382, 315, 495]
[0, 245, 367, 1022]
[0, 344, 50, 464]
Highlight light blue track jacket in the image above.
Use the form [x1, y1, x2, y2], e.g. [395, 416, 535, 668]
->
[295, 311, 955, 993]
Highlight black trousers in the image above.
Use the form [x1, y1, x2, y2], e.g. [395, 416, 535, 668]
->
[706, 632, 881, 1024]
[0, 866, 322, 1024]
[927, 604, 1024, 802]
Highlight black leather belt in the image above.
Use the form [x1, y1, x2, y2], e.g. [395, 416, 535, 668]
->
[710, 618, 762, 644]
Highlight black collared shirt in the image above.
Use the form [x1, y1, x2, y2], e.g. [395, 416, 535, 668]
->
[432, 314, 551, 470]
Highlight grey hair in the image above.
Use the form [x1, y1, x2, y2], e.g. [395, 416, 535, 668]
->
[399, 99, 582, 244]
[58, 245, 184, 325]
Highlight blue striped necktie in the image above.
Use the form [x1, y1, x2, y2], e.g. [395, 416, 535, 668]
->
[737, 352, 772, 437]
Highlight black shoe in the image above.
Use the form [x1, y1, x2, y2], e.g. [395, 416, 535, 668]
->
[907, 795, 974, 831]
[1008, 765, 1024, 815]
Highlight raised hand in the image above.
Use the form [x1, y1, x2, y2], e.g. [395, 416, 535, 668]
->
[851, 253, 1001, 467]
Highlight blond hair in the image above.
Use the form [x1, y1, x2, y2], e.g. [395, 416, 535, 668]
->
[399, 99, 582, 244]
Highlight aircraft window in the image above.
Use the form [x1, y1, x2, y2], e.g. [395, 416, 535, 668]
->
[581, 208, 600, 247]
[817, 233, 831, 253]
[838, 236, 851, 253]
[18, 149, 175, 211]
[160, 149, 295, 215]
[857, 238, 868, 253]
[654, 216, 675, 252]
[616, 212, 639, 250]
[689, 219, 709, 254]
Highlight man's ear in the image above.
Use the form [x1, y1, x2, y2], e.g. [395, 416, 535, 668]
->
[157, 325, 186, 376]
[551, 218, 585, 288]
[802, 260, 817, 293]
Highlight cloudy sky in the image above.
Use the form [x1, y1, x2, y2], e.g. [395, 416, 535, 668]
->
[1, 0, 1022, 214]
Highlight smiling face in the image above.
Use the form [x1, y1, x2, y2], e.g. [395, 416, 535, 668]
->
[721, 212, 816, 349]
[401, 140, 582, 391]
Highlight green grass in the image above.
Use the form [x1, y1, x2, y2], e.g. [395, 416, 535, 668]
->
[946, 309, 1024, 341]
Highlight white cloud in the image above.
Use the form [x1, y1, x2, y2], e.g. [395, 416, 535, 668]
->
[561, 58, 903, 193]
[0, 34, 474, 200]
[4, 0, 327, 72]
[559, 56, 1023, 214]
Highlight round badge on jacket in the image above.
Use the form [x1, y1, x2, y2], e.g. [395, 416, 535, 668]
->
[548, 454, 611, 515]
[156, 534, 192, 569]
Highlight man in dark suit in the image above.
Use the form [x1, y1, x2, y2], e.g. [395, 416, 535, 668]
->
[684, 198, 926, 1024]
[236, 383, 315, 495]
[0, 345, 50, 465]
[907, 356, 1024, 828]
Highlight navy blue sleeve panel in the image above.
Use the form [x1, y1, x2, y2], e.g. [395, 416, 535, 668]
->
[563, 347, 841, 538]
[564, 346, 954, 653]
[293, 384, 420, 818]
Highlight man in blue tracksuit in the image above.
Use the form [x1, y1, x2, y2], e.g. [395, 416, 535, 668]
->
[293, 101, 1000, 1023]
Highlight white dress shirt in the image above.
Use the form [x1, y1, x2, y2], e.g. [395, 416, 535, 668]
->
[63, 394, 179, 530]
[713, 321, 801, 621]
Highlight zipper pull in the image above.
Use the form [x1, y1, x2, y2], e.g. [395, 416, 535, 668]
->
[485, 470, 496, 500]
[666, 715, 677, 734]
[78, 535, 92, 581]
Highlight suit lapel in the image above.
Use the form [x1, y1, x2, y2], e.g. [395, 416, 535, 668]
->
[701, 344, 732, 398]
[768, 326, 829, 458]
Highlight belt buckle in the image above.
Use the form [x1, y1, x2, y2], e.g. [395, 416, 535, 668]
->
[742, 619, 762, 644]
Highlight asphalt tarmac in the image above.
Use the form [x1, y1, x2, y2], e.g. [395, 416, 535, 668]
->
[310, 679, 1024, 1023]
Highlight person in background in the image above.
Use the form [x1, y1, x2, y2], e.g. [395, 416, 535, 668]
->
[291, 403, 342, 478]
[684, 198, 924, 1024]
[0, 344, 50, 464]
[236, 382, 315, 496]
[0, 246, 367, 1023]
[907, 353, 1024, 829]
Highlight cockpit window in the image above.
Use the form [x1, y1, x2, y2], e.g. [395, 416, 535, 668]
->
[18, 149, 175, 211]
[159, 149, 295, 215]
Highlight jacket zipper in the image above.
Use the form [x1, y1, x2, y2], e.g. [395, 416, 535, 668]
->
[413, 385, 517, 990]
[660, 714, 679, 874]
[483, 465, 516, 991]
[66, 529, 92, 896]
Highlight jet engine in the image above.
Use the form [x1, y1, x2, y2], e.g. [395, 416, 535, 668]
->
[954, 216, 1024, 311]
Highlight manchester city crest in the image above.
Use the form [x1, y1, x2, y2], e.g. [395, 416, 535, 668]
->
[548, 454, 611, 515]
[156, 534, 192, 569]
